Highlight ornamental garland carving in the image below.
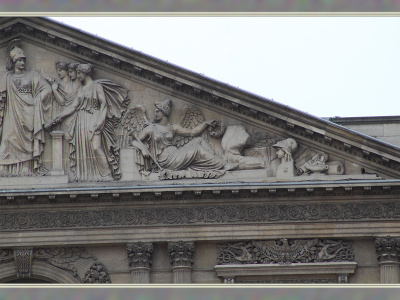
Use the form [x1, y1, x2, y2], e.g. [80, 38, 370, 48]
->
[82, 262, 112, 283]
[217, 238, 354, 265]
[0, 201, 398, 231]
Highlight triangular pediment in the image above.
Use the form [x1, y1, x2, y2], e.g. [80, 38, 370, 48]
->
[0, 17, 398, 189]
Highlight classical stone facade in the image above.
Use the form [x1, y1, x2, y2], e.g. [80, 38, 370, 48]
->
[0, 17, 399, 284]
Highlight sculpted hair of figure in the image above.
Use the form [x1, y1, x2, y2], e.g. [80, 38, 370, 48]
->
[68, 62, 80, 71]
[155, 99, 172, 116]
[55, 62, 69, 71]
[76, 63, 94, 76]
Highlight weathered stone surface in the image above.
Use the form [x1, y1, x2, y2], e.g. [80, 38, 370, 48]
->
[0, 17, 398, 284]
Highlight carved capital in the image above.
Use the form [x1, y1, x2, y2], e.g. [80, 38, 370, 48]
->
[14, 249, 33, 279]
[127, 242, 153, 269]
[375, 236, 400, 263]
[168, 241, 195, 268]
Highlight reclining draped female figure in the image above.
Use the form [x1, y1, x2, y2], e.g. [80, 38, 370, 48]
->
[128, 99, 237, 180]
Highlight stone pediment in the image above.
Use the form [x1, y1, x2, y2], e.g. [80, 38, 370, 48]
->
[0, 16, 398, 190]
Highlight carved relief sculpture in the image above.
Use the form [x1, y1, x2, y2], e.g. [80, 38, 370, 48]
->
[217, 238, 355, 265]
[0, 247, 111, 283]
[123, 100, 237, 180]
[221, 125, 267, 170]
[0, 39, 53, 176]
[46, 63, 130, 181]
[297, 152, 329, 175]
[46, 62, 81, 132]
[82, 262, 112, 283]
[296, 149, 345, 176]
[273, 138, 298, 179]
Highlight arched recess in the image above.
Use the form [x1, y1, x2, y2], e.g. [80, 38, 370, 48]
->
[0, 261, 81, 284]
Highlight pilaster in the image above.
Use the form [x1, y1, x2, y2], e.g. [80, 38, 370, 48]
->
[168, 241, 195, 284]
[127, 242, 153, 284]
[375, 236, 400, 283]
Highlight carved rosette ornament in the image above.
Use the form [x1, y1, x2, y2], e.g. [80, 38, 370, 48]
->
[168, 241, 195, 283]
[127, 242, 153, 283]
[375, 236, 400, 283]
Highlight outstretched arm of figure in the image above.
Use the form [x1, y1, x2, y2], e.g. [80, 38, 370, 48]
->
[172, 120, 215, 137]
[46, 77, 66, 106]
[44, 97, 80, 130]
[129, 129, 151, 158]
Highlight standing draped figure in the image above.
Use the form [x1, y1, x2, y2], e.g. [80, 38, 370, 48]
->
[46, 63, 129, 182]
[0, 39, 52, 176]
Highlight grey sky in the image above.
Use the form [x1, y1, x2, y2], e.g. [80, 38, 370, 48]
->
[50, 16, 400, 118]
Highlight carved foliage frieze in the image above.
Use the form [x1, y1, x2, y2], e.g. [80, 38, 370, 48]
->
[217, 238, 355, 265]
[0, 201, 400, 231]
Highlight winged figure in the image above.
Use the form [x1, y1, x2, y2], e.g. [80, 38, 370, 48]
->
[121, 99, 237, 179]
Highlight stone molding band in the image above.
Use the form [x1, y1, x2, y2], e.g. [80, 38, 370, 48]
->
[0, 201, 399, 231]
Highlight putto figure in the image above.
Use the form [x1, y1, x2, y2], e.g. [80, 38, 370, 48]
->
[123, 99, 237, 179]
[46, 63, 129, 182]
[0, 39, 53, 176]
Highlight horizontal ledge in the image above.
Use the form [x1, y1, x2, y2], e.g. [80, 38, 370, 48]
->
[214, 262, 357, 277]
[0, 178, 397, 196]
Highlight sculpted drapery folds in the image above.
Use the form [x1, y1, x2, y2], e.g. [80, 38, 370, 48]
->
[0, 39, 53, 176]
[47, 62, 80, 124]
[46, 63, 130, 182]
[123, 99, 238, 180]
